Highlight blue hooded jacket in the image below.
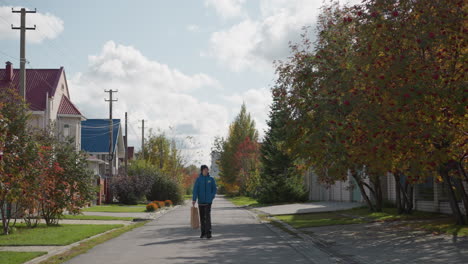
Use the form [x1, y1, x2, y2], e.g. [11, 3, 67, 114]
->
[192, 173, 217, 204]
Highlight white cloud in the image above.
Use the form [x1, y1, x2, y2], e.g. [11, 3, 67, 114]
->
[204, 0, 246, 20]
[70, 41, 252, 165]
[187, 24, 200, 32]
[223, 87, 272, 138]
[0, 6, 64, 43]
[207, 0, 360, 72]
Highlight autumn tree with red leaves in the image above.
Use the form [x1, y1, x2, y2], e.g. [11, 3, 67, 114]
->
[276, 0, 466, 223]
[234, 136, 260, 196]
[0, 86, 36, 234]
[218, 103, 260, 196]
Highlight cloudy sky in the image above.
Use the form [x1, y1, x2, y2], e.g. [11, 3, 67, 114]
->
[0, 0, 355, 165]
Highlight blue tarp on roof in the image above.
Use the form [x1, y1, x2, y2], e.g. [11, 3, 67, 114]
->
[81, 119, 120, 153]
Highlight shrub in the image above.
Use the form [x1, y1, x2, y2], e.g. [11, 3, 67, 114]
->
[129, 161, 184, 205]
[146, 176, 183, 205]
[153, 201, 165, 208]
[146, 203, 158, 212]
[165, 200, 173, 207]
[111, 173, 154, 205]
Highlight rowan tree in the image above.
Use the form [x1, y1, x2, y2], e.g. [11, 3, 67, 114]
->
[0, 86, 36, 234]
[275, 0, 466, 220]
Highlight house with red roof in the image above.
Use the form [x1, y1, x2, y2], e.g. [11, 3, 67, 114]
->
[0, 61, 85, 150]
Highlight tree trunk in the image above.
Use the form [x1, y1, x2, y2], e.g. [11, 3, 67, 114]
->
[454, 177, 468, 219]
[371, 176, 383, 212]
[1, 201, 9, 235]
[440, 169, 465, 225]
[351, 172, 375, 211]
[395, 173, 414, 214]
[407, 185, 414, 214]
[394, 174, 403, 214]
[458, 161, 468, 183]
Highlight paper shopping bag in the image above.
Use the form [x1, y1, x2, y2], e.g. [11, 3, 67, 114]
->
[191, 206, 200, 229]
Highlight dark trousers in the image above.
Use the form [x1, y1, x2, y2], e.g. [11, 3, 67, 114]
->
[198, 204, 212, 235]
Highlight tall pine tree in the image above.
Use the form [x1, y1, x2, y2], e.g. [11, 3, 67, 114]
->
[258, 90, 307, 203]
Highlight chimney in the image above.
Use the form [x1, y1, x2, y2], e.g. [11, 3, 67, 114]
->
[5, 61, 13, 82]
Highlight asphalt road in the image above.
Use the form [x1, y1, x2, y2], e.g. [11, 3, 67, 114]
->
[65, 196, 310, 264]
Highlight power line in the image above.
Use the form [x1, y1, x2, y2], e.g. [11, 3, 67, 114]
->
[26, 63, 56, 93]
[0, 50, 18, 61]
[129, 122, 141, 143]
[81, 122, 121, 129]
[1, 7, 86, 88]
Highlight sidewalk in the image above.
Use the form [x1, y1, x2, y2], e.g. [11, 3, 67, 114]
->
[13, 219, 132, 225]
[80, 206, 174, 219]
[0, 206, 178, 264]
[256, 201, 363, 215]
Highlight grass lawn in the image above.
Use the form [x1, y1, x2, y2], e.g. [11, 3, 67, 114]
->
[276, 212, 367, 228]
[62, 215, 134, 221]
[82, 205, 146, 213]
[226, 196, 262, 207]
[275, 207, 446, 229]
[407, 218, 468, 237]
[0, 224, 123, 246]
[183, 194, 192, 200]
[343, 207, 443, 221]
[227, 195, 304, 208]
[39, 221, 149, 264]
[0, 251, 47, 264]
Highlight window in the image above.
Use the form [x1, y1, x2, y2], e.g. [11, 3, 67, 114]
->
[64, 124, 70, 138]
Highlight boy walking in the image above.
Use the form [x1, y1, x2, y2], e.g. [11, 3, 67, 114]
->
[192, 165, 217, 239]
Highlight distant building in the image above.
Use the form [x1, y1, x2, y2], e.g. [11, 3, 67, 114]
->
[121, 136, 135, 163]
[210, 151, 220, 178]
[0, 61, 85, 150]
[127, 146, 135, 161]
[81, 119, 125, 204]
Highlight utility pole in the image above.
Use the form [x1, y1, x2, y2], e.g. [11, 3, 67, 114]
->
[105, 90, 118, 177]
[12, 8, 36, 99]
[141, 120, 145, 160]
[124, 112, 128, 176]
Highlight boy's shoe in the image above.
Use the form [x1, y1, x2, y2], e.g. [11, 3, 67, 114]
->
[200, 234, 206, 238]
[206, 233, 212, 239]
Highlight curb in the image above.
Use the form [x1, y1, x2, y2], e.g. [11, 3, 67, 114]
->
[268, 215, 363, 264]
[132, 205, 181, 222]
[244, 208, 337, 264]
[23, 205, 180, 264]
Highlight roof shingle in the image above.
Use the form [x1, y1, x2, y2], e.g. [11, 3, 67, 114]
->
[0, 67, 63, 111]
[58, 95, 82, 116]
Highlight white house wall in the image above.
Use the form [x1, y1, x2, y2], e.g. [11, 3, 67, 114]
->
[27, 113, 44, 130]
[48, 72, 69, 125]
[56, 116, 82, 150]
